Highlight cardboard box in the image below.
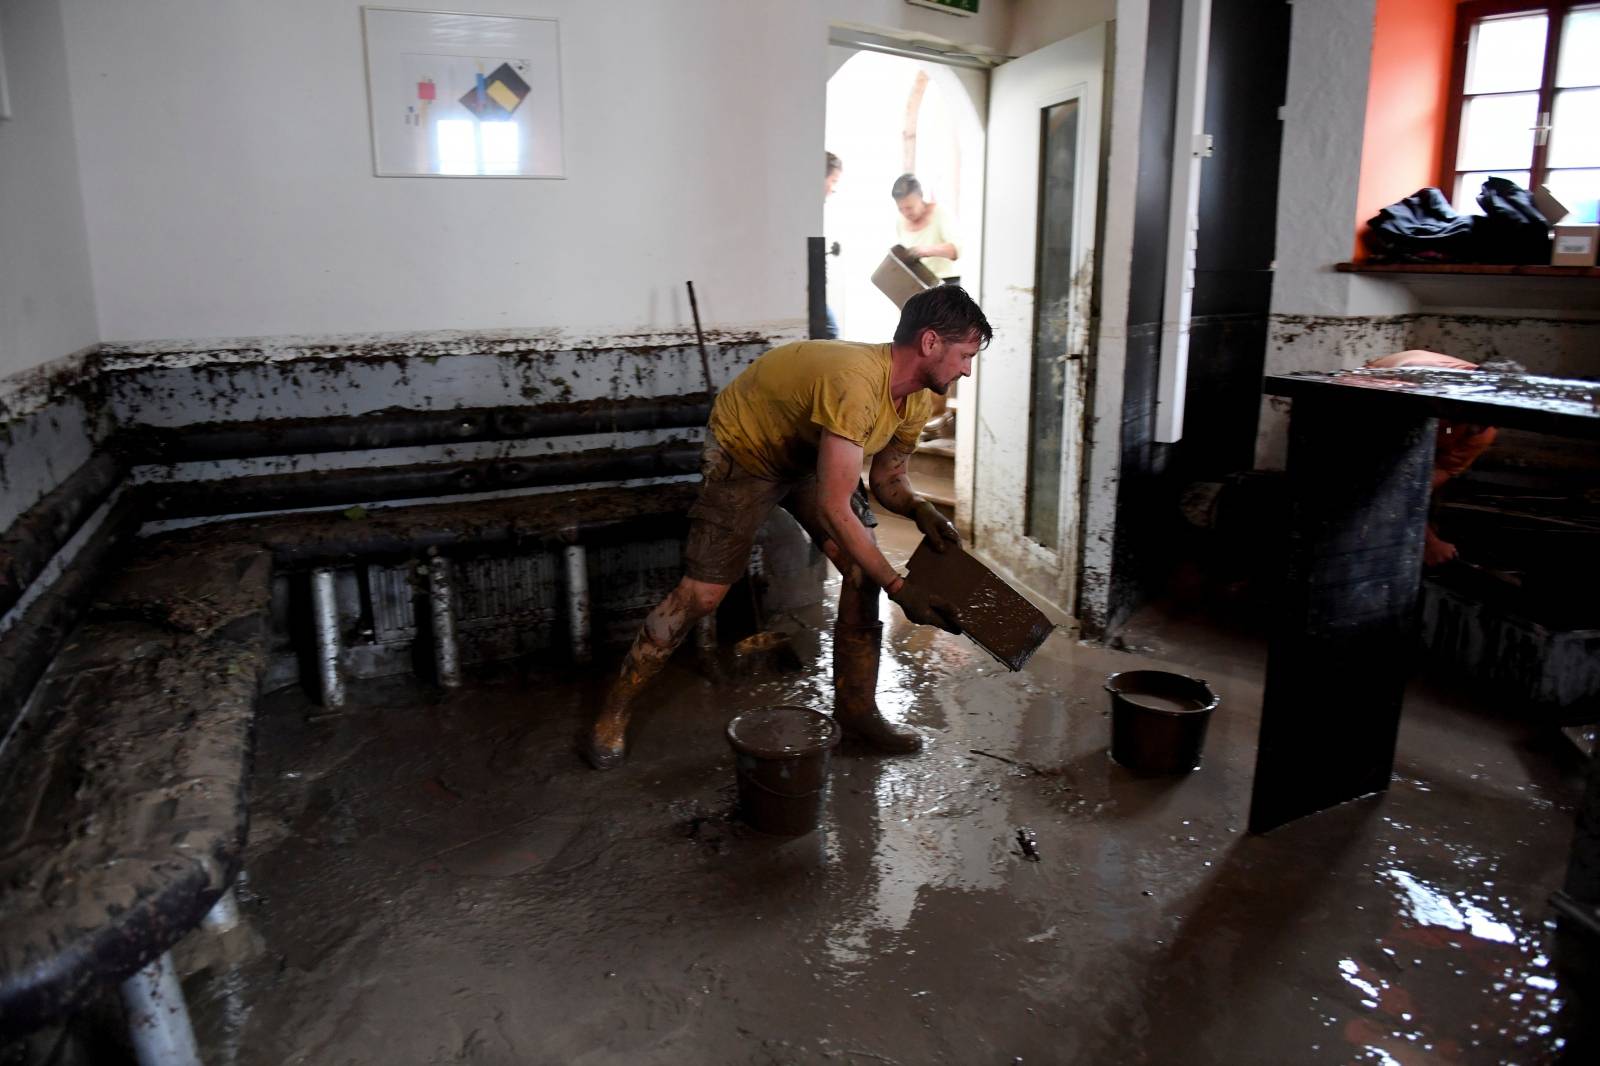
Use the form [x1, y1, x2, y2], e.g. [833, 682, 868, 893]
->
[871, 244, 940, 308]
[1534, 185, 1570, 225]
[1551, 224, 1599, 267]
[1535, 186, 1598, 266]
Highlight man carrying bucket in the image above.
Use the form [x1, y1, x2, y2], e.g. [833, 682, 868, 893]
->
[584, 285, 990, 769]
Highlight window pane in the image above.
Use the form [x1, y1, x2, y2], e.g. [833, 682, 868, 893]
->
[1453, 171, 1531, 215]
[1545, 169, 1600, 222]
[1025, 99, 1079, 550]
[1465, 13, 1548, 94]
[1557, 5, 1600, 87]
[1549, 88, 1600, 166]
[1456, 92, 1539, 170]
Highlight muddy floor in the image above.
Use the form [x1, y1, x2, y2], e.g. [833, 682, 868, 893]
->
[178, 515, 1598, 1064]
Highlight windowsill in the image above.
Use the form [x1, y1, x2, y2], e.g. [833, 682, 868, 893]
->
[1337, 261, 1600, 278]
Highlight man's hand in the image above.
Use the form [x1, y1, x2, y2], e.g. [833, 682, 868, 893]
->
[889, 576, 961, 634]
[913, 499, 959, 553]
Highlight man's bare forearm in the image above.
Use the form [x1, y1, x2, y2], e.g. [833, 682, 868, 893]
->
[869, 448, 922, 518]
[819, 502, 902, 591]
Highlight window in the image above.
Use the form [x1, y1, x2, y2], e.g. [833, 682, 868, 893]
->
[1443, 1, 1600, 217]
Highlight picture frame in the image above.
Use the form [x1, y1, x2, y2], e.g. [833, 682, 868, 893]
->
[361, 7, 564, 178]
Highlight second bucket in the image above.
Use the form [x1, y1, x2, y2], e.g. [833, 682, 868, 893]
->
[1106, 670, 1220, 774]
[726, 705, 839, 836]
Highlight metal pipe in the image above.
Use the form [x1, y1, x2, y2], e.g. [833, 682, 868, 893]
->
[122, 395, 713, 463]
[563, 544, 591, 665]
[311, 567, 345, 708]
[201, 886, 241, 934]
[0, 498, 140, 757]
[0, 451, 125, 618]
[119, 951, 201, 1066]
[139, 442, 703, 520]
[426, 553, 462, 687]
[696, 613, 718, 656]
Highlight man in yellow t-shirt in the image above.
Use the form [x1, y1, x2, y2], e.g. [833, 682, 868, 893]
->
[586, 285, 993, 769]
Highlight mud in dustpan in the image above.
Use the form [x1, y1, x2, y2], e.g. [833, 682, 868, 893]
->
[905, 539, 1054, 670]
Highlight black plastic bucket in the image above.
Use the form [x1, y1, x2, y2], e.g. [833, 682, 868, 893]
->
[726, 706, 840, 836]
[1106, 670, 1220, 774]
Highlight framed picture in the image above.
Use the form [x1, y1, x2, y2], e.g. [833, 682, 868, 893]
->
[361, 7, 564, 178]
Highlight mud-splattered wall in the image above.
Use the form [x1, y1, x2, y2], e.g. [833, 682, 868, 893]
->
[99, 330, 777, 526]
[0, 358, 105, 535]
[0, 330, 778, 651]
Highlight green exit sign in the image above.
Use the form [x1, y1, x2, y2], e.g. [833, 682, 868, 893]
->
[906, 0, 979, 16]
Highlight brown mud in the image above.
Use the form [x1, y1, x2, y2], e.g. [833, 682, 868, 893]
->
[170, 518, 1598, 1065]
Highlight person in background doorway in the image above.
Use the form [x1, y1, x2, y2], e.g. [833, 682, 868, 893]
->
[584, 286, 991, 770]
[1363, 349, 1501, 567]
[824, 152, 843, 339]
[892, 173, 962, 285]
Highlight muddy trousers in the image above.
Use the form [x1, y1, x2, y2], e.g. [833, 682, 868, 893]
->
[585, 567, 920, 769]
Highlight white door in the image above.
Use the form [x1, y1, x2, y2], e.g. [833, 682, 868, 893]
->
[963, 25, 1105, 619]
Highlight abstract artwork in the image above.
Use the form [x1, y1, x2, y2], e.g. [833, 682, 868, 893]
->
[363, 8, 564, 178]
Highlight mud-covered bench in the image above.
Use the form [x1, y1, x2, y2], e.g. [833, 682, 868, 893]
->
[0, 481, 698, 1058]
[0, 536, 270, 1058]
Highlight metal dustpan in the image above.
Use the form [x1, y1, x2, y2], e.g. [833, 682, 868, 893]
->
[905, 539, 1053, 671]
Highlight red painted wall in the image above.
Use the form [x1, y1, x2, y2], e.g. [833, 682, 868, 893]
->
[1353, 0, 1460, 259]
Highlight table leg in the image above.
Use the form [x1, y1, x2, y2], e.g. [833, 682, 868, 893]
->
[1248, 397, 1435, 833]
[1551, 742, 1600, 937]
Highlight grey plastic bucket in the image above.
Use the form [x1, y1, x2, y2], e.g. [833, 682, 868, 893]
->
[726, 706, 839, 836]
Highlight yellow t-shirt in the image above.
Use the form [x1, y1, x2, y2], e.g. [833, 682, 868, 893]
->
[708, 340, 934, 481]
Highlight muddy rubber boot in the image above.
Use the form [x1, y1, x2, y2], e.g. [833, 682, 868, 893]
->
[833, 621, 922, 754]
[584, 632, 675, 770]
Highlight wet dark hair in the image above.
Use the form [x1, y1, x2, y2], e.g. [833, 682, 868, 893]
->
[891, 173, 922, 201]
[826, 151, 842, 176]
[893, 285, 993, 349]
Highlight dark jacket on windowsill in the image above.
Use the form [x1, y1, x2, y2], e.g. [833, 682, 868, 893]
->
[1363, 178, 1552, 265]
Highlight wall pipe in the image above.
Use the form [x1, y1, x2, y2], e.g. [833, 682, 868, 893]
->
[119, 951, 201, 1066]
[311, 567, 346, 708]
[121, 395, 713, 463]
[563, 543, 591, 665]
[138, 443, 702, 520]
[426, 552, 462, 688]
[0, 452, 124, 618]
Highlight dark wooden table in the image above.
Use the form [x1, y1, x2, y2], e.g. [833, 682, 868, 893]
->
[1249, 367, 1600, 932]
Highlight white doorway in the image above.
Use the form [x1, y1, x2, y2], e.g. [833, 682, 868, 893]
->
[969, 25, 1106, 620]
[824, 45, 987, 511]
[823, 50, 987, 343]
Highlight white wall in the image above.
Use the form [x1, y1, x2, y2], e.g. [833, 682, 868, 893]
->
[1267, 0, 1383, 322]
[1009, 0, 1116, 57]
[0, 0, 99, 377]
[59, 0, 822, 343]
[58, 0, 1049, 347]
